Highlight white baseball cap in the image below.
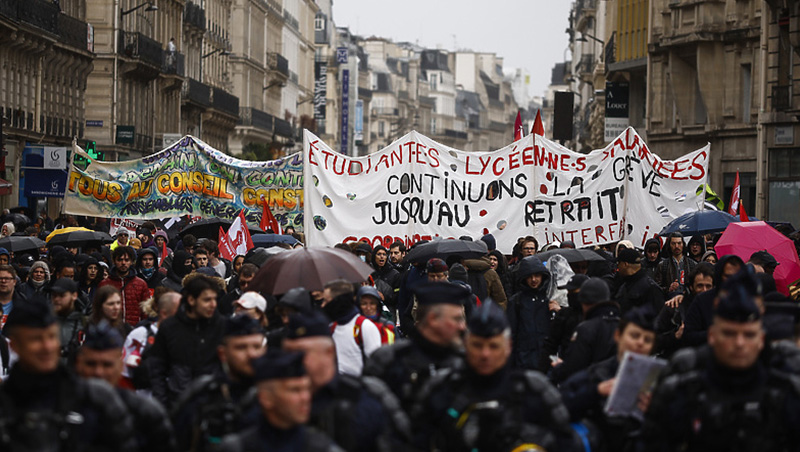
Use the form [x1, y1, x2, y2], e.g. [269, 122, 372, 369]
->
[235, 292, 267, 312]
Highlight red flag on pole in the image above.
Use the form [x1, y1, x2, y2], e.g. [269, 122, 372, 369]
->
[728, 171, 741, 216]
[218, 226, 236, 261]
[159, 239, 168, 267]
[739, 201, 749, 222]
[514, 110, 523, 141]
[531, 109, 544, 136]
[260, 197, 281, 234]
[238, 210, 255, 251]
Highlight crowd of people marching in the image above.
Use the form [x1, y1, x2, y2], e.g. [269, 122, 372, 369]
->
[0, 210, 800, 451]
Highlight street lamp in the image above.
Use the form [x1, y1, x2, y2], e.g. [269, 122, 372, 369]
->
[202, 49, 231, 59]
[576, 33, 604, 46]
[121, 2, 157, 16]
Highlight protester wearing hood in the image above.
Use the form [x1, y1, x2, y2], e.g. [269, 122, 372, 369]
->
[488, 249, 512, 297]
[98, 246, 150, 325]
[78, 256, 103, 305]
[687, 234, 706, 263]
[701, 250, 718, 264]
[137, 247, 165, 290]
[643, 238, 662, 279]
[540, 274, 588, 372]
[0, 248, 9, 266]
[682, 254, 745, 346]
[148, 275, 225, 408]
[551, 277, 621, 384]
[20, 260, 50, 301]
[160, 250, 193, 292]
[507, 256, 552, 370]
[322, 279, 381, 376]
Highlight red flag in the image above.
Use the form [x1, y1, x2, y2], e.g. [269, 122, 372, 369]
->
[159, 239, 168, 267]
[260, 197, 281, 234]
[238, 210, 255, 251]
[728, 171, 741, 216]
[218, 226, 236, 261]
[531, 109, 544, 136]
[739, 200, 749, 222]
[514, 110, 523, 141]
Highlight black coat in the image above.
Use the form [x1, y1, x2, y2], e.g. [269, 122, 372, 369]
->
[615, 268, 665, 315]
[148, 305, 225, 408]
[539, 305, 582, 372]
[507, 257, 552, 370]
[550, 302, 620, 384]
[117, 388, 177, 452]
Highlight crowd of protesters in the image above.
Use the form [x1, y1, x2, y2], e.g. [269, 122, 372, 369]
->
[1, 209, 800, 451]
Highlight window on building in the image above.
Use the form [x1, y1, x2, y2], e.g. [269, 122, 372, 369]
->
[431, 117, 437, 135]
[723, 172, 756, 216]
[378, 121, 385, 137]
[314, 14, 325, 31]
[430, 73, 438, 91]
[742, 64, 752, 124]
[769, 149, 800, 224]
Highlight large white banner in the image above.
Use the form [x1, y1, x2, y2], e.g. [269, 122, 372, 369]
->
[303, 128, 709, 253]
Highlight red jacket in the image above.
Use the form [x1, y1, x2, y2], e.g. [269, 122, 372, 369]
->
[99, 268, 150, 325]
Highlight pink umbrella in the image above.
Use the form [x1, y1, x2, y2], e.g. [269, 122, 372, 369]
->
[715, 221, 800, 296]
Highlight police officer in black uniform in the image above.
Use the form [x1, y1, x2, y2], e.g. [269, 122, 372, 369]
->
[559, 308, 657, 452]
[364, 282, 467, 413]
[171, 315, 266, 451]
[641, 282, 800, 451]
[0, 296, 137, 452]
[74, 321, 177, 452]
[282, 311, 411, 452]
[411, 300, 577, 451]
[215, 349, 342, 452]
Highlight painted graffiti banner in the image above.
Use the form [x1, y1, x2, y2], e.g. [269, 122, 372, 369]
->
[65, 136, 304, 230]
[303, 128, 709, 253]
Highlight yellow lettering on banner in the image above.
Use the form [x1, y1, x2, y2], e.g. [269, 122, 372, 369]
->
[67, 171, 122, 203]
[242, 188, 304, 209]
[152, 171, 233, 200]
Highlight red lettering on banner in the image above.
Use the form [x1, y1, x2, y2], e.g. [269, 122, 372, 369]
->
[492, 157, 505, 176]
[415, 143, 427, 165]
[560, 154, 571, 172]
[534, 145, 547, 166]
[575, 156, 587, 171]
[670, 159, 689, 180]
[428, 148, 440, 167]
[308, 141, 320, 166]
[479, 156, 491, 175]
[522, 146, 534, 165]
[465, 156, 481, 175]
[509, 150, 520, 169]
[690, 151, 707, 180]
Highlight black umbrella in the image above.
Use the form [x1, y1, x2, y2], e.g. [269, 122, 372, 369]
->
[252, 233, 299, 248]
[534, 248, 607, 264]
[250, 247, 373, 295]
[405, 239, 488, 264]
[47, 230, 113, 248]
[179, 218, 263, 239]
[244, 247, 288, 267]
[0, 236, 46, 253]
[4, 213, 31, 229]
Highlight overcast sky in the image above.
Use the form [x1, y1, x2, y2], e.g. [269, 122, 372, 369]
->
[331, 0, 573, 99]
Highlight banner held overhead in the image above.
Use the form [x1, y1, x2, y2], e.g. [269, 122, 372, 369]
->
[303, 128, 710, 253]
[65, 136, 304, 231]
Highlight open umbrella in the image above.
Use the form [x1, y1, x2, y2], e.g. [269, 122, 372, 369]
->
[405, 239, 488, 264]
[46, 228, 113, 248]
[715, 221, 800, 296]
[659, 210, 739, 236]
[0, 236, 46, 253]
[179, 218, 262, 239]
[3, 213, 31, 229]
[250, 247, 374, 295]
[251, 233, 299, 248]
[244, 246, 288, 267]
[534, 248, 606, 264]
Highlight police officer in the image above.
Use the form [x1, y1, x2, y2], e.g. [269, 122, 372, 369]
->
[74, 321, 177, 452]
[0, 296, 137, 451]
[282, 311, 411, 452]
[641, 282, 800, 451]
[559, 308, 657, 452]
[411, 300, 576, 451]
[216, 349, 342, 451]
[364, 282, 467, 412]
[171, 314, 266, 451]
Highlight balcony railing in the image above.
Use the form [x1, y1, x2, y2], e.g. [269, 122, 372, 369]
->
[267, 0, 282, 17]
[238, 107, 274, 131]
[57, 13, 89, 51]
[184, 2, 206, 30]
[211, 87, 239, 117]
[268, 52, 289, 78]
[17, 0, 59, 35]
[182, 78, 212, 106]
[445, 129, 468, 140]
[119, 31, 164, 68]
[372, 107, 399, 116]
[163, 51, 185, 76]
[274, 118, 293, 138]
[283, 10, 299, 30]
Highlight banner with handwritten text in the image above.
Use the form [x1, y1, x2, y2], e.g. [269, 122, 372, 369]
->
[303, 128, 709, 253]
[65, 136, 304, 231]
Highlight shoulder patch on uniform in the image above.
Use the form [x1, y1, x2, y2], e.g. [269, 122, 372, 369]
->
[570, 331, 578, 342]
